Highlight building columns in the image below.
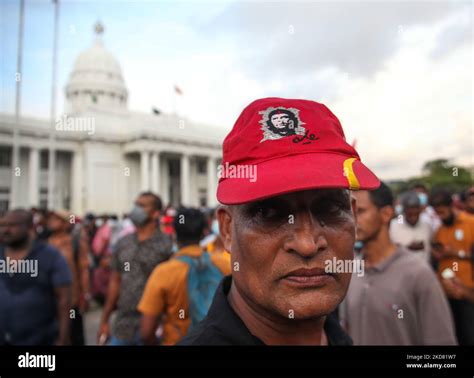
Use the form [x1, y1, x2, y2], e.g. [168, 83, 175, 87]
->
[71, 148, 83, 214]
[28, 147, 39, 207]
[140, 151, 150, 190]
[180, 153, 190, 206]
[207, 156, 217, 207]
[189, 158, 196, 207]
[151, 152, 160, 193]
[160, 157, 169, 206]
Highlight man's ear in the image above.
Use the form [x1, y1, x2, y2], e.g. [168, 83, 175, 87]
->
[216, 206, 233, 252]
[380, 205, 394, 226]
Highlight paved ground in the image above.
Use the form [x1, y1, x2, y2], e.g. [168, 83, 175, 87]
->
[84, 301, 103, 345]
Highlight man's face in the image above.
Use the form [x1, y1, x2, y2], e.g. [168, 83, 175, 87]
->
[47, 214, 65, 232]
[353, 191, 383, 243]
[465, 194, 474, 214]
[433, 205, 454, 224]
[218, 189, 356, 320]
[270, 113, 293, 135]
[404, 206, 421, 226]
[0, 212, 30, 247]
[135, 194, 160, 222]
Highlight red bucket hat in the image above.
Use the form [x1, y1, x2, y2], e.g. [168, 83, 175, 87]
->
[217, 97, 380, 205]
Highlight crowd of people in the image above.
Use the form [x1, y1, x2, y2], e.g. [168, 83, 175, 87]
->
[341, 184, 474, 345]
[0, 192, 229, 346]
[0, 97, 473, 346]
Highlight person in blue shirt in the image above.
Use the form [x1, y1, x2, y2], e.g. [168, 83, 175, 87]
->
[0, 209, 72, 345]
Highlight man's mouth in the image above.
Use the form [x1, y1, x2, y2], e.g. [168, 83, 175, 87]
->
[282, 267, 334, 288]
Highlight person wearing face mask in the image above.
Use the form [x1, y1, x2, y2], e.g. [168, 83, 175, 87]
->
[97, 192, 173, 345]
[413, 184, 441, 233]
[430, 189, 474, 345]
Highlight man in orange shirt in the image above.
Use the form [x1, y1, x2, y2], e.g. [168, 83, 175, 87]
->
[138, 208, 231, 345]
[430, 189, 474, 345]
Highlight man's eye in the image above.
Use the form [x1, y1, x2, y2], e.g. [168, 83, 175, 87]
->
[328, 203, 345, 213]
[312, 201, 348, 217]
[255, 206, 279, 219]
[248, 202, 289, 222]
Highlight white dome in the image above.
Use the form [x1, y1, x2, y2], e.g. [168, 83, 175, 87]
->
[65, 22, 128, 112]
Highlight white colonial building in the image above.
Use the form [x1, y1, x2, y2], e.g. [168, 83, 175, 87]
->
[0, 23, 225, 215]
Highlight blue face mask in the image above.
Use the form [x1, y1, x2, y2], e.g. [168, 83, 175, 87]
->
[129, 205, 149, 227]
[211, 220, 219, 235]
[417, 192, 428, 207]
[354, 241, 364, 251]
[395, 204, 403, 215]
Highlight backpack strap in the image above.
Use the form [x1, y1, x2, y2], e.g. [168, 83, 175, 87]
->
[176, 252, 212, 270]
[176, 255, 194, 265]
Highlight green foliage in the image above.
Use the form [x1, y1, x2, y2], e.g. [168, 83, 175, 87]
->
[389, 158, 473, 196]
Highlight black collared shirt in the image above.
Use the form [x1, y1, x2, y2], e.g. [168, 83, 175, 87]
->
[178, 275, 353, 345]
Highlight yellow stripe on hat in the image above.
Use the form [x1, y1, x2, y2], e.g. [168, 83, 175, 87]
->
[343, 158, 360, 190]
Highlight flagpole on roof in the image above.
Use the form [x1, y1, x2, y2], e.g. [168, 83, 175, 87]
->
[47, 0, 60, 210]
[10, 0, 25, 209]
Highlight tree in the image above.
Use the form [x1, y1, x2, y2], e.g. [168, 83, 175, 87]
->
[389, 158, 473, 196]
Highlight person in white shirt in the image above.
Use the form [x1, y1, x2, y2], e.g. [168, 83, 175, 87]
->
[413, 184, 441, 233]
[390, 191, 433, 263]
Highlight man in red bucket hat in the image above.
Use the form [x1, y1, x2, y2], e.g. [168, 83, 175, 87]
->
[179, 97, 380, 345]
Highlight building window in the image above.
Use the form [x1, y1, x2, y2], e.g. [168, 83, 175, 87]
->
[199, 188, 207, 207]
[169, 160, 180, 177]
[197, 160, 207, 175]
[0, 146, 12, 167]
[0, 200, 9, 215]
[39, 199, 48, 209]
[40, 150, 49, 170]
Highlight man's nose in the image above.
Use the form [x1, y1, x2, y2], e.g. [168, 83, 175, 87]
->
[283, 211, 328, 258]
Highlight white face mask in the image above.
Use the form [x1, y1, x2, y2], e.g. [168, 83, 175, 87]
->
[395, 204, 403, 215]
[211, 220, 219, 235]
[417, 192, 428, 206]
[33, 213, 41, 225]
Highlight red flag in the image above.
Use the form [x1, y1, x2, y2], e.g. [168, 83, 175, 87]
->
[174, 85, 183, 96]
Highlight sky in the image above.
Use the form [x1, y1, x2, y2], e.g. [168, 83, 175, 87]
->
[0, 0, 472, 181]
